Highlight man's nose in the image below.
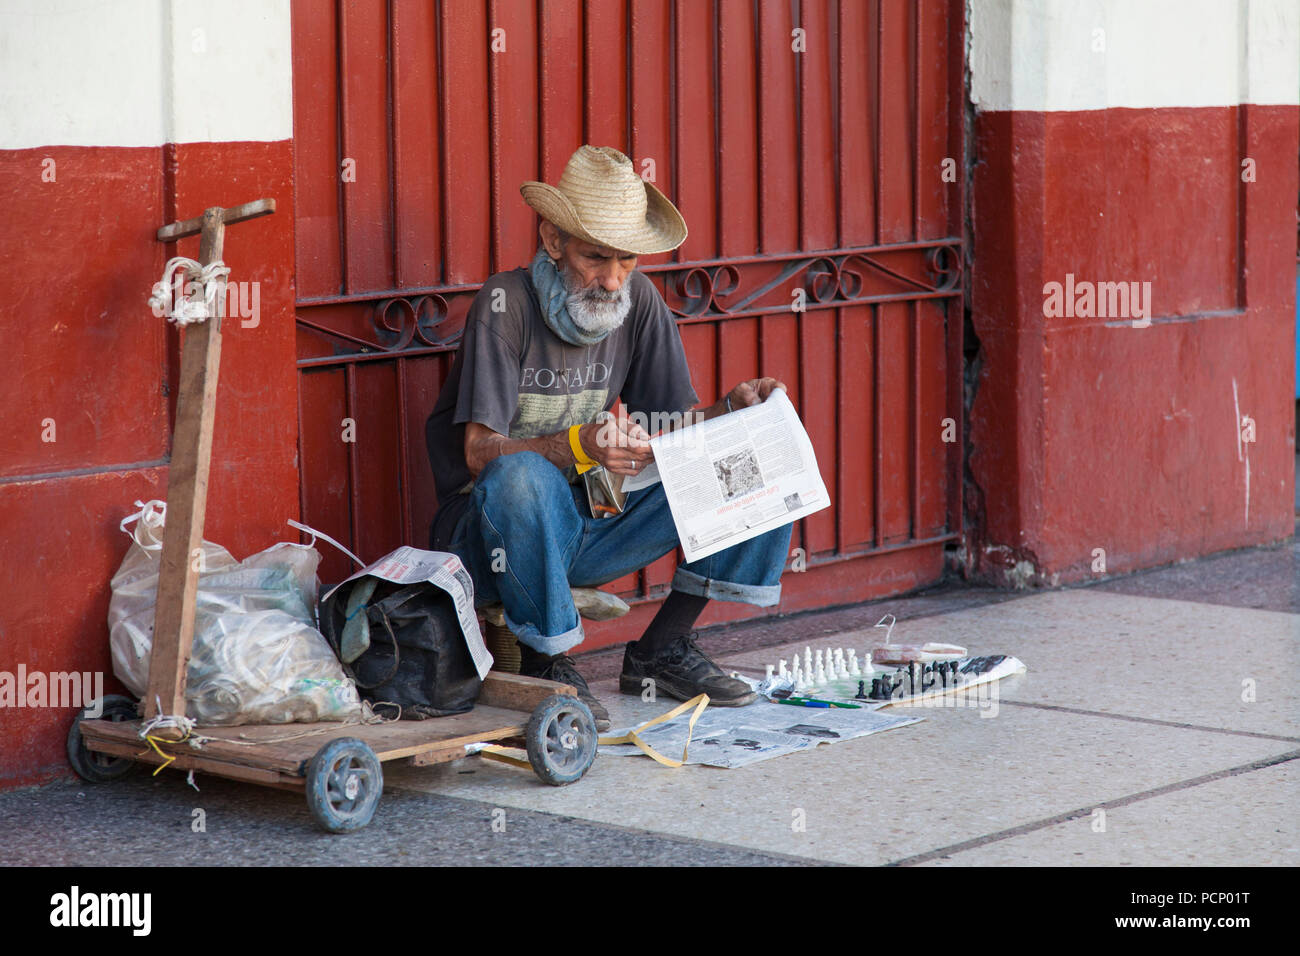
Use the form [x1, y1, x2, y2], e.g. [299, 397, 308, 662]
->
[597, 261, 623, 291]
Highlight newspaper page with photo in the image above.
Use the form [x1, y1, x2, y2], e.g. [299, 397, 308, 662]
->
[323, 546, 494, 679]
[634, 388, 830, 563]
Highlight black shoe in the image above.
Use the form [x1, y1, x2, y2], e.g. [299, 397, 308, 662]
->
[619, 633, 758, 706]
[518, 649, 611, 732]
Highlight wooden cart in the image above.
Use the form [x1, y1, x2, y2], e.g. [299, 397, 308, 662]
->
[67, 672, 599, 832]
[69, 201, 597, 832]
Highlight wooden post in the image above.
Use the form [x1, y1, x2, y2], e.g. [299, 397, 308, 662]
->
[144, 199, 275, 728]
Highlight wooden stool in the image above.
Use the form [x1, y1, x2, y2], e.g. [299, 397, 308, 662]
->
[480, 588, 631, 673]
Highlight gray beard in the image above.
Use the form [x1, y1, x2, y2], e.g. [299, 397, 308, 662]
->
[560, 264, 632, 335]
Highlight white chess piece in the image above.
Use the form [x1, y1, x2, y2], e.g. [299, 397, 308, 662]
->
[848, 650, 861, 677]
[814, 649, 826, 684]
[765, 664, 775, 683]
[805, 647, 813, 676]
[834, 648, 847, 678]
[791, 659, 803, 690]
[778, 659, 788, 679]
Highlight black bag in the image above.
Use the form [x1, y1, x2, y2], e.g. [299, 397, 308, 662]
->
[319, 578, 482, 720]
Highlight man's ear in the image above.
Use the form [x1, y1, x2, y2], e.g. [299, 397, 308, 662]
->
[539, 219, 565, 261]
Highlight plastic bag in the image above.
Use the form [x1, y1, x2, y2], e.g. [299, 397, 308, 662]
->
[108, 500, 363, 726]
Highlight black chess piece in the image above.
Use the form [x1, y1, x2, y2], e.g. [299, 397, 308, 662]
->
[907, 661, 916, 697]
[937, 662, 948, 689]
[920, 662, 936, 692]
[854, 680, 870, 701]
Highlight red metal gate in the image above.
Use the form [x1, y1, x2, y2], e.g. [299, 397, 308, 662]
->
[291, 0, 966, 642]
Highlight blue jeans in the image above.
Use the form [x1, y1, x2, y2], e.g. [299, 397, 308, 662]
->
[447, 451, 793, 655]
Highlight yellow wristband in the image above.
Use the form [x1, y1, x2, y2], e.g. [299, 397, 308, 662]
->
[568, 424, 596, 473]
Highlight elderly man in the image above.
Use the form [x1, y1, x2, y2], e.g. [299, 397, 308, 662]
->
[425, 145, 791, 729]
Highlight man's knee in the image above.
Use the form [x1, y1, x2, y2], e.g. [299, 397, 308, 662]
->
[476, 450, 566, 510]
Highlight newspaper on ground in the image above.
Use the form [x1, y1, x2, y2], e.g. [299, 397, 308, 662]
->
[624, 389, 831, 563]
[323, 546, 494, 679]
[600, 701, 922, 769]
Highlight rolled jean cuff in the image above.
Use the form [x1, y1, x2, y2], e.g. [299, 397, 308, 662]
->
[671, 568, 782, 607]
[504, 609, 585, 657]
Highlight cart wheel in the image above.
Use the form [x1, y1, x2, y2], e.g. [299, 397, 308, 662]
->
[305, 737, 383, 833]
[66, 694, 139, 783]
[526, 694, 598, 786]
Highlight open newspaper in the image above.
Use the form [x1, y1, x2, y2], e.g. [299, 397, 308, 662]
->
[625, 389, 830, 563]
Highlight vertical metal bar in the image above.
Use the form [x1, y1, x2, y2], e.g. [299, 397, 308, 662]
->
[794, 0, 804, 251]
[714, 319, 723, 408]
[336, 0, 351, 295]
[388, 0, 401, 288]
[297, 369, 308, 533]
[872, 301, 882, 547]
[669, 0, 679, 264]
[872, 0, 882, 243]
[536, 0, 544, 196]
[753, 0, 764, 253]
[834, 0, 844, 245]
[712, 0, 722, 251]
[487, 0, 499, 277]
[832, 0, 844, 556]
[910, 298, 921, 538]
[911, 0, 921, 240]
[625, 0, 634, 152]
[834, 306, 843, 554]
[435, 0, 449, 285]
[832, 0, 841, 249]
[581, 0, 589, 145]
[344, 363, 362, 560]
[946, 0, 967, 538]
[396, 357, 413, 546]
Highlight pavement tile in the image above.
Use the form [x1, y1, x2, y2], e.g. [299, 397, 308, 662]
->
[918, 755, 1299, 867]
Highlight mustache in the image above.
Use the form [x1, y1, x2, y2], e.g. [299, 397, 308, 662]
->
[579, 286, 622, 303]
[559, 264, 627, 302]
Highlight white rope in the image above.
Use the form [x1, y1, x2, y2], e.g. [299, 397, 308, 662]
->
[148, 256, 231, 326]
[139, 704, 207, 750]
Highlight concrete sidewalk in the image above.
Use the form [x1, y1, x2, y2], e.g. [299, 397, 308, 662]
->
[1, 514, 1295, 866]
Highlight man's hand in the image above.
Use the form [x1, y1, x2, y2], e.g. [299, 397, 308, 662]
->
[580, 410, 654, 477]
[724, 377, 787, 412]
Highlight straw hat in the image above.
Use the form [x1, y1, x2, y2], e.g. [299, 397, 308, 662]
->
[520, 146, 687, 255]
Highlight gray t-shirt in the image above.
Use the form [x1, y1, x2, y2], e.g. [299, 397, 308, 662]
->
[425, 267, 699, 547]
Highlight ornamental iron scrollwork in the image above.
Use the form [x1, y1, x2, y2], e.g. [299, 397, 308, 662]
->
[296, 241, 961, 360]
[669, 264, 742, 316]
[370, 294, 458, 351]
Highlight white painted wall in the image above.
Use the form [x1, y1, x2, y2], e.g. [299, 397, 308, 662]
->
[970, 0, 1300, 111]
[0, 0, 293, 148]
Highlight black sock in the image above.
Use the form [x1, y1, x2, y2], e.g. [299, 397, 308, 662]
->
[518, 642, 560, 672]
[635, 590, 709, 655]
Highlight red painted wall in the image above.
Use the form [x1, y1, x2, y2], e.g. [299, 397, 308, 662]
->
[969, 105, 1298, 583]
[0, 142, 299, 788]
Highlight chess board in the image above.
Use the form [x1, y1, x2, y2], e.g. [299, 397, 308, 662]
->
[774, 654, 1026, 709]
